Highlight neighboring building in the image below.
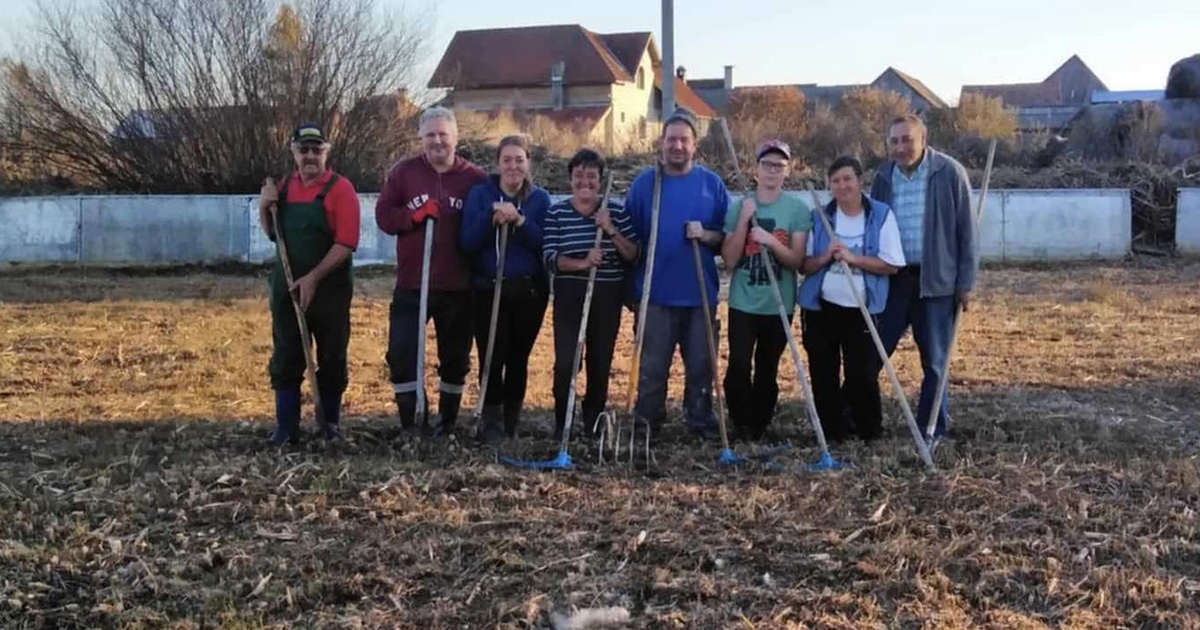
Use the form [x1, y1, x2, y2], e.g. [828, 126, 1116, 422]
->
[688, 66, 948, 115]
[961, 55, 1109, 131]
[1091, 90, 1165, 104]
[428, 24, 716, 152]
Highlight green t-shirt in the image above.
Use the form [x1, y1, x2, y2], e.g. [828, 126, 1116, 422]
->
[723, 193, 813, 315]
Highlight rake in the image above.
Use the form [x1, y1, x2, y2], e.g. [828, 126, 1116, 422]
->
[267, 188, 325, 436]
[923, 138, 997, 450]
[690, 238, 743, 466]
[501, 172, 616, 470]
[618, 164, 662, 470]
[471, 218, 510, 435]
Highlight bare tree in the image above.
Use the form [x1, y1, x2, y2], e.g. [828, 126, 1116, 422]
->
[2, 0, 427, 192]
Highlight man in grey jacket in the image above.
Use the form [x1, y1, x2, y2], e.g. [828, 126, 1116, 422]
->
[870, 114, 977, 441]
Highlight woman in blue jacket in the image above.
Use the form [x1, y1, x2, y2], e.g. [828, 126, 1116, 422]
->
[460, 135, 550, 442]
[799, 156, 905, 442]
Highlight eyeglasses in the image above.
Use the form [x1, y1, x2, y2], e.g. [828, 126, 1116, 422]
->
[758, 160, 788, 173]
[297, 145, 326, 155]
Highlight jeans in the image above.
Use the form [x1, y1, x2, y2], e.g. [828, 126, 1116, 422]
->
[634, 303, 718, 431]
[878, 267, 957, 438]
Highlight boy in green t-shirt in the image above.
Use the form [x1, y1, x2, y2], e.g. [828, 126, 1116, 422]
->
[720, 140, 812, 440]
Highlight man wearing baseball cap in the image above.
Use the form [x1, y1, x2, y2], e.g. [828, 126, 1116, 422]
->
[720, 140, 811, 440]
[258, 123, 361, 444]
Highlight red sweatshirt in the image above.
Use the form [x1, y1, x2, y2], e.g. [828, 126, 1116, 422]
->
[375, 154, 487, 291]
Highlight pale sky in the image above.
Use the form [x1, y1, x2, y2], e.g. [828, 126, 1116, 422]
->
[5, 0, 1197, 104]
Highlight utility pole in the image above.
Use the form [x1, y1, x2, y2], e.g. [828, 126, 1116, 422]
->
[661, 0, 675, 117]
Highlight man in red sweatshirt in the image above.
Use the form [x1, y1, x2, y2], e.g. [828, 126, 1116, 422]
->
[376, 106, 487, 435]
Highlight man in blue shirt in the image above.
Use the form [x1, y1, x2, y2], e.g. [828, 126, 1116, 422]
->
[625, 107, 730, 441]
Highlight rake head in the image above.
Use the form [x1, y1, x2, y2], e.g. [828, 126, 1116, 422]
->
[805, 451, 846, 472]
[717, 448, 745, 466]
[499, 449, 573, 471]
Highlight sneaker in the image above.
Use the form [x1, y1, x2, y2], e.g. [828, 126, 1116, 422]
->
[321, 423, 342, 441]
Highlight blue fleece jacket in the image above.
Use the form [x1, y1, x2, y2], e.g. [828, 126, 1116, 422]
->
[625, 164, 730, 308]
[459, 175, 550, 288]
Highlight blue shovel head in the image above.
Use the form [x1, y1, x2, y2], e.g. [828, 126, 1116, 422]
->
[805, 452, 846, 472]
[718, 448, 746, 466]
[499, 450, 573, 471]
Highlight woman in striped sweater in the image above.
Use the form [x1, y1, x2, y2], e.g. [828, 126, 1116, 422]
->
[542, 149, 640, 441]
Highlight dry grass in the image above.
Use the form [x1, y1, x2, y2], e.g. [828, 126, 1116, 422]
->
[1, 259, 1199, 629]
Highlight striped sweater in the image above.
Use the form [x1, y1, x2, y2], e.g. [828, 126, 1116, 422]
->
[542, 198, 639, 283]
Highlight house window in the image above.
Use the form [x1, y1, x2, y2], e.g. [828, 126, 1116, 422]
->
[621, 112, 626, 123]
[636, 67, 645, 90]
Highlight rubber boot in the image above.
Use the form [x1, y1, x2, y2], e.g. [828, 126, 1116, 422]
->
[271, 386, 302, 446]
[503, 402, 522, 439]
[475, 405, 505, 443]
[427, 391, 461, 438]
[395, 393, 416, 430]
[320, 386, 343, 441]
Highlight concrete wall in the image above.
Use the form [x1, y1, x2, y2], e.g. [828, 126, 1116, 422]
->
[1178, 189, 1200, 255]
[0, 189, 1132, 265]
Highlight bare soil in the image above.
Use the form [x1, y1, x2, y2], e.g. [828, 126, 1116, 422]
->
[1, 259, 1199, 629]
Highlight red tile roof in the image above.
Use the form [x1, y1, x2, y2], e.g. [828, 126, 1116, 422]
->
[429, 24, 635, 89]
[654, 71, 718, 119]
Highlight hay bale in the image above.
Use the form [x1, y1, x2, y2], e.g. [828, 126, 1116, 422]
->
[1166, 54, 1200, 99]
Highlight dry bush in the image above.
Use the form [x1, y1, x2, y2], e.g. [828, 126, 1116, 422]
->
[2, 0, 427, 193]
[834, 87, 913, 164]
[723, 86, 808, 168]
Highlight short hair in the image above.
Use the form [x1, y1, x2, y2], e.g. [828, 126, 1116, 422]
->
[827, 155, 864, 178]
[496, 135, 531, 160]
[567, 148, 606, 178]
[419, 106, 457, 130]
[888, 113, 927, 138]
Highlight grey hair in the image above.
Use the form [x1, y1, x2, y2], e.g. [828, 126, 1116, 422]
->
[419, 106, 457, 130]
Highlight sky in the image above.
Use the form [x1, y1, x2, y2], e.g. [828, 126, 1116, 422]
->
[5, 0, 1198, 104]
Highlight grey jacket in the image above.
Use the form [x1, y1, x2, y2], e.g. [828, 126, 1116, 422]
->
[870, 147, 977, 298]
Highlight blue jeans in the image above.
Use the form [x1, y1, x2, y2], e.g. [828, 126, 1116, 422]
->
[634, 304, 718, 431]
[879, 267, 957, 438]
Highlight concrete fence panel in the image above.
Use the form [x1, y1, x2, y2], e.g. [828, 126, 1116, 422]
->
[1178, 189, 1200, 255]
[1000, 190, 1130, 261]
[80, 196, 250, 263]
[0, 197, 81, 263]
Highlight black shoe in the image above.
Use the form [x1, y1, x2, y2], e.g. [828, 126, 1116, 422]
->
[475, 405, 505, 443]
[321, 422, 342, 441]
[502, 403, 522, 439]
[427, 415, 456, 439]
[269, 426, 299, 447]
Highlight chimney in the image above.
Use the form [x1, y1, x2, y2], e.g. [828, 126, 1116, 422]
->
[551, 61, 565, 111]
[676, 65, 687, 81]
[723, 65, 734, 92]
